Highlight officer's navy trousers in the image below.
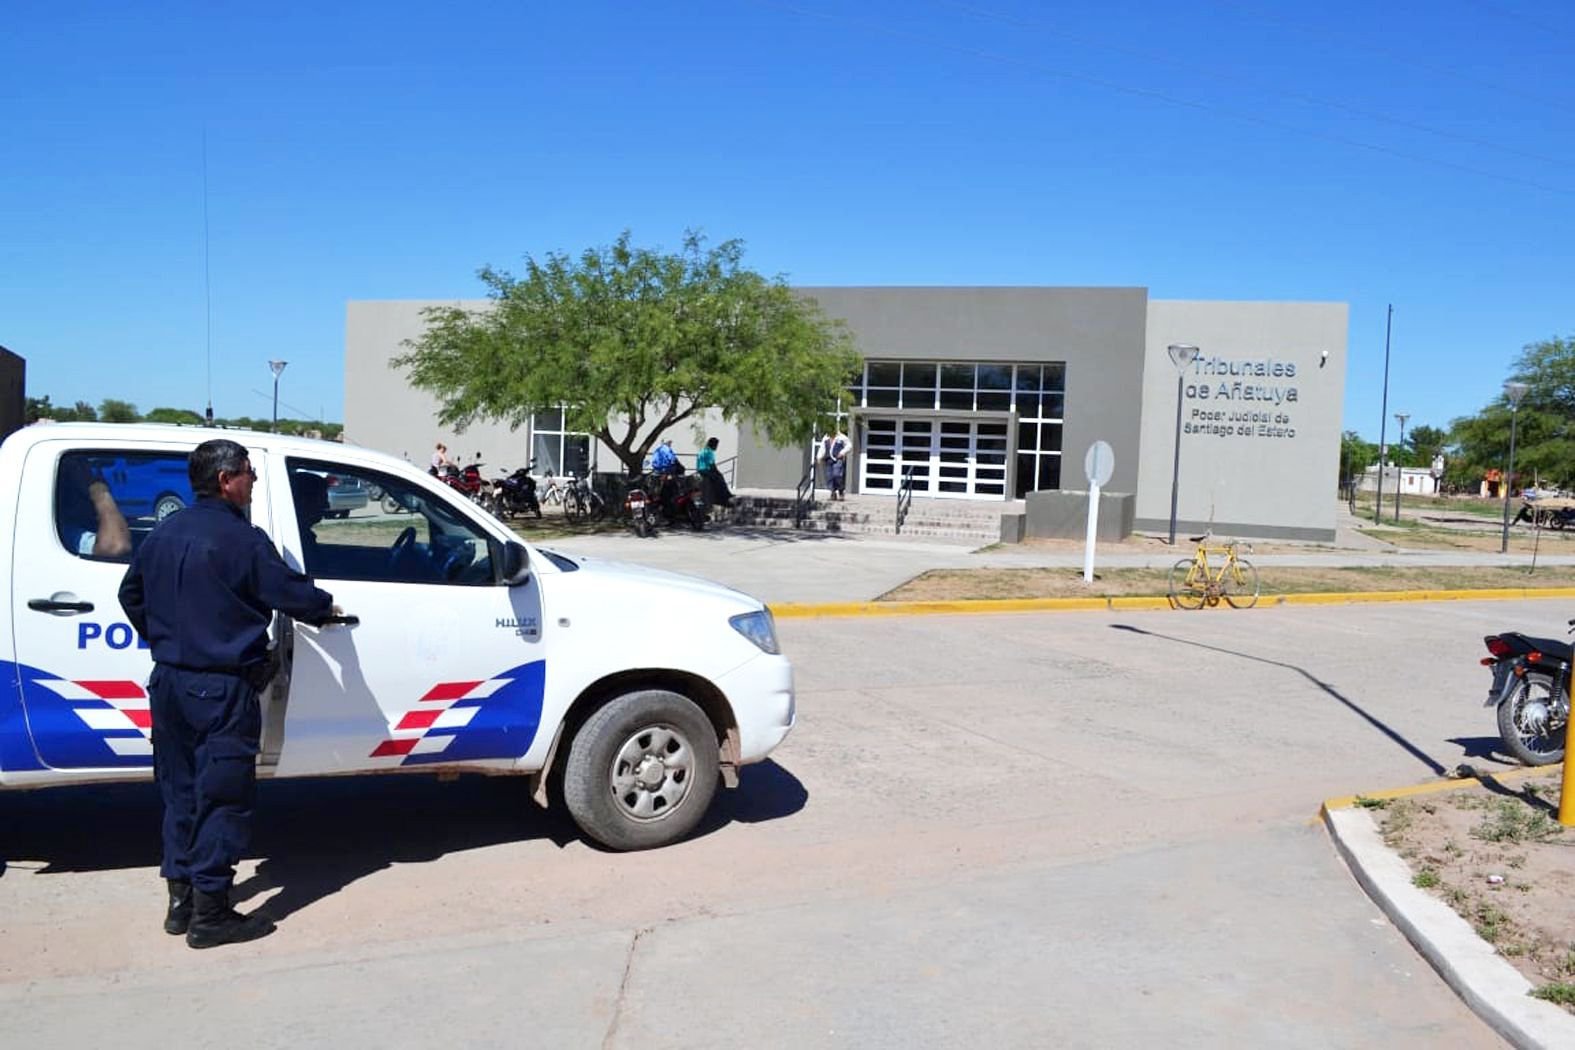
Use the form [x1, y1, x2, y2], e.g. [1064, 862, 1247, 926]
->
[148, 666, 261, 895]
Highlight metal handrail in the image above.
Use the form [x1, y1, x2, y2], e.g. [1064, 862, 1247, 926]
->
[896, 466, 915, 534]
[794, 468, 816, 528]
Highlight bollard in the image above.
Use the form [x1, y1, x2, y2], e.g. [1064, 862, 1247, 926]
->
[1561, 704, 1575, 826]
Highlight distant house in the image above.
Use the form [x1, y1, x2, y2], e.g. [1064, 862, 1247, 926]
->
[1357, 463, 1440, 496]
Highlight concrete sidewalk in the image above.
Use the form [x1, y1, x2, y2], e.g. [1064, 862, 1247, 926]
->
[546, 526, 1575, 604]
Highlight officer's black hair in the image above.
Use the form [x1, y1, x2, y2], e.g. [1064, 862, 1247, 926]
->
[189, 438, 251, 497]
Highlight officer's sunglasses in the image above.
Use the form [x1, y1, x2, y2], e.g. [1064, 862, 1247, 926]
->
[221, 466, 258, 481]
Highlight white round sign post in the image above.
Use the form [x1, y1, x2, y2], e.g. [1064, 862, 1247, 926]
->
[1083, 440, 1115, 584]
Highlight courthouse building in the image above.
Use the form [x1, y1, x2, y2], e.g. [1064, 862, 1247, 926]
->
[345, 288, 1347, 541]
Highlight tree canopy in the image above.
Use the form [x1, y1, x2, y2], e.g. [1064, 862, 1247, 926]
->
[393, 231, 862, 475]
[1448, 335, 1575, 489]
[23, 395, 341, 439]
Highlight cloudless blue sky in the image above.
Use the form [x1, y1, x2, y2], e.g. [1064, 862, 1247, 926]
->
[4, 0, 1571, 441]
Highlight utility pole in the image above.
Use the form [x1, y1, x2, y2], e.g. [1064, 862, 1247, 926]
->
[1393, 413, 1409, 523]
[1374, 305, 1393, 524]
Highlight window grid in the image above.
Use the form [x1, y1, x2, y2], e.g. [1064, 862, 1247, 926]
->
[845, 360, 1067, 497]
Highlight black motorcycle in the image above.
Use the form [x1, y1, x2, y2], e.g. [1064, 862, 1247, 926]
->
[1479, 620, 1572, 765]
[491, 464, 542, 519]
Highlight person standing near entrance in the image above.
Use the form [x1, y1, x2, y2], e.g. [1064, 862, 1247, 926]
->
[821, 428, 850, 501]
[118, 439, 337, 949]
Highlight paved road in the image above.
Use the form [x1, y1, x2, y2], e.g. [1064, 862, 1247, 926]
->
[544, 526, 1575, 604]
[5, 599, 1550, 1046]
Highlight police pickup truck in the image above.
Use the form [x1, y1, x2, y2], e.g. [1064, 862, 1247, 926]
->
[9, 423, 794, 850]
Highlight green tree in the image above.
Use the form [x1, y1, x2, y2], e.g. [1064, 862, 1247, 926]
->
[25, 395, 56, 422]
[98, 398, 139, 423]
[144, 406, 204, 425]
[1450, 335, 1575, 491]
[393, 231, 862, 475]
[72, 400, 97, 421]
[1405, 424, 1447, 468]
[1340, 430, 1376, 484]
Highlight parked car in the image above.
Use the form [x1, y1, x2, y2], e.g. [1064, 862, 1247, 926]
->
[321, 471, 368, 518]
[93, 453, 193, 522]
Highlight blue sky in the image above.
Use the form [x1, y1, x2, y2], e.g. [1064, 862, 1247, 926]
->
[3, 0, 1570, 441]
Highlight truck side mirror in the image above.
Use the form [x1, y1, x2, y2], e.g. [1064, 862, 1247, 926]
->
[500, 541, 530, 586]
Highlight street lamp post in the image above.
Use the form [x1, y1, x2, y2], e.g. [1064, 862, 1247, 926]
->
[268, 360, 288, 433]
[1500, 381, 1529, 554]
[1166, 343, 1201, 545]
[1392, 412, 1409, 523]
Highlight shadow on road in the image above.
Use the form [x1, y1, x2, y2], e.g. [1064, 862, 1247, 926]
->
[1110, 623, 1451, 777]
[0, 760, 808, 919]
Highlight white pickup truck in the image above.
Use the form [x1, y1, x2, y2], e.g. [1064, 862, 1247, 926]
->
[7, 423, 794, 850]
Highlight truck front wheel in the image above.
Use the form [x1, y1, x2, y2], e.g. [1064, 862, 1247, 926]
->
[562, 689, 720, 850]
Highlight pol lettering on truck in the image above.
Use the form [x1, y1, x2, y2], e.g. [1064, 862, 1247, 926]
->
[77, 621, 151, 650]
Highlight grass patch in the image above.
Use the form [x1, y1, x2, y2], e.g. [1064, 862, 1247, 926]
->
[1531, 982, 1575, 1007]
[1470, 799, 1566, 845]
[879, 565, 1575, 602]
[1412, 869, 1441, 889]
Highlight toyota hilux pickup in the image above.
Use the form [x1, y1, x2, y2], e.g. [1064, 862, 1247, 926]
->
[8, 423, 794, 850]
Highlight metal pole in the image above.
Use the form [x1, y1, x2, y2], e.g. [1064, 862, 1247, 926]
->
[1374, 305, 1392, 523]
[272, 374, 280, 433]
[1169, 372, 1184, 545]
[1500, 407, 1520, 554]
[1393, 414, 1408, 523]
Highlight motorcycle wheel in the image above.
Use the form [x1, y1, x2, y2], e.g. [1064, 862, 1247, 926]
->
[381, 495, 402, 515]
[1497, 672, 1566, 766]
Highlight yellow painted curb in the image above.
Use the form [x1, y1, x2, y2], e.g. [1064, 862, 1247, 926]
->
[1320, 764, 1557, 817]
[769, 586, 1575, 619]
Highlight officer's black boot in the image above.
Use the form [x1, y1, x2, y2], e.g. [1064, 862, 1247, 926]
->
[164, 879, 193, 935]
[185, 888, 275, 949]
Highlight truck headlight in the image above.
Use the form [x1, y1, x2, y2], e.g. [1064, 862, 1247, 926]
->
[729, 610, 780, 655]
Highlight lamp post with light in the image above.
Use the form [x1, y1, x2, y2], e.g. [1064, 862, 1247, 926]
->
[1500, 381, 1529, 554]
[1392, 412, 1409, 523]
[1167, 343, 1201, 545]
[268, 360, 288, 433]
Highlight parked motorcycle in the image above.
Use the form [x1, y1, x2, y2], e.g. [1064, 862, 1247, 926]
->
[436, 454, 488, 504]
[625, 483, 657, 537]
[1480, 621, 1573, 765]
[655, 469, 708, 531]
[491, 464, 542, 519]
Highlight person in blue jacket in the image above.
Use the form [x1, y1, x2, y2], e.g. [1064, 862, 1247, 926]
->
[118, 439, 337, 949]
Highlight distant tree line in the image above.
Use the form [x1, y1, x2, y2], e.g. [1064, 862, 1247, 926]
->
[1345, 334, 1575, 495]
[24, 395, 343, 440]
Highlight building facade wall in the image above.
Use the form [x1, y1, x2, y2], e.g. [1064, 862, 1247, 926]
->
[796, 287, 1149, 499]
[1135, 300, 1349, 541]
[346, 291, 1349, 539]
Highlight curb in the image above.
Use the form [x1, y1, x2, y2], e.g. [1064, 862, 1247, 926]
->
[769, 586, 1575, 620]
[1322, 774, 1575, 1049]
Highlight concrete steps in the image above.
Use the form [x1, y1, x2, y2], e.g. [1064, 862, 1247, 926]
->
[726, 494, 1006, 544]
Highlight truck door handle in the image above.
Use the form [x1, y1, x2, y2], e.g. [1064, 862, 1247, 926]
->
[28, 598, 95, 614]
[322, 614, 359, 626]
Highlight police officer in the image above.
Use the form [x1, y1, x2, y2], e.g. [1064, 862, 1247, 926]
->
[118, 439, 338, 948]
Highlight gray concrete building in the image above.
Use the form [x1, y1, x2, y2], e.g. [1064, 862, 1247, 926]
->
[346, 289, 1346, 540]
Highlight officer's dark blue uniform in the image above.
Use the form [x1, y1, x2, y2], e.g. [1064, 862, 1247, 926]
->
[118, 440, 333, 948]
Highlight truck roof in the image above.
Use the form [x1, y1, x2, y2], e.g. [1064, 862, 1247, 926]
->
[5, 422, 417, 473]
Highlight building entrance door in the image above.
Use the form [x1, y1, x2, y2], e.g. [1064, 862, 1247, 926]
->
[858, 418, 1008, 499]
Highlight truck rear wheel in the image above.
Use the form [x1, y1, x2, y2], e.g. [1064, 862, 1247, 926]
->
[562, 689, 719, 851]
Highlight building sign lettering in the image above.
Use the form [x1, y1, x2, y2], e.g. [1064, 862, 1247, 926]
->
[1180, 355, 1307, 440]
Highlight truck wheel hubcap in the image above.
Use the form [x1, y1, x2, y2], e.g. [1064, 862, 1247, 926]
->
[610, 724, 694, 821]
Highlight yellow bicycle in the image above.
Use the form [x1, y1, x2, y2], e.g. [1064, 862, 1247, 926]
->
[1168, 533, 1259, 609]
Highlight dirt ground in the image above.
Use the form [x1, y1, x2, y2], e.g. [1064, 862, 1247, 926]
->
[881, 565, 1575, 601]
[1375, 776, 1575, 1010]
